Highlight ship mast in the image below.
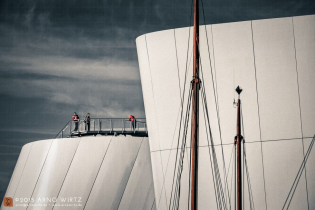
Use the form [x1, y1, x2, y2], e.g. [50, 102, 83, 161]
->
[191, 0, 200, 209]
[235, 86, 243, 210]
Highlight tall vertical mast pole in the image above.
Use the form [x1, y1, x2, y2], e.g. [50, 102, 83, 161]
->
[191, 0, 199, 209]
[235, 86, 243, 210]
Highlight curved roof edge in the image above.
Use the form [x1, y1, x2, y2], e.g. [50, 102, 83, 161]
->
[135, 14, 315, 42]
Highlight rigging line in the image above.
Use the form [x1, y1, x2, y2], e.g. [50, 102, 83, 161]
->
[243, 146, 248, 210]
[199, 76, 223, 210]
[200, 13, 231, 203]
[200, 56, 227, 210]
[286, 137, 314, 209]
[201, 82, 228, 210]
[172, 123, 187, 209]
[209, 25, 228, 197]
[200, 86, 221, 210]
[145, 35, 168, 209]
[174, 29, 182, 99]
[292, 17, 309, 210]
[200, 83, 224, 210]
[171, 87, 192, 209]
[244, 137, 314, 144]
[174, 88, 193, 210]
[244, 144, 255, 210]
[202, 85, 226, 209]
[229, 145, 235, 209]
[188, 132, 192, 210]
[151, 137, 315, 153]
[241, 105, 255, 210]
[282, 135, 315, 210]
[168, 0, 194, 207]
[171, 87, 193, 210]
[243, 142, 254, 210]
[177, 88, 193, 197]
[164, 26, 191, 210]
[241, 101, 256, 210]
[250, 20, 268, 210]
[241, 105, 245, 210]
[226, 146, 235, 180]
[198, 11, 231, 207]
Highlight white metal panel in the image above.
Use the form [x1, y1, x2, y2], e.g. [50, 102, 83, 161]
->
[3, 136, 157, 210]
[159, 148, 190, 209]
[150, 151, 168, 210]
[27, 138, 80, 210]
[293, 15, 315, 138]
[262, 140, 308, 209]
[136, 35, 160, 152]
[173, 27, 194, 150]
[83, 136, 142, 210]
[53, 136, 111, 210]
[170, 148, 191, 210]
[198, 24, 220, 147]
[3, 143, 32, 198]
[13, 140, 53, 210]
[136, 15, 315, 210]
[145, 30, 182, 151]
[210, 21, 261, 144]
[252, 17, 302, 141]
[118, 138, 156, 210]
[1, 143, 32, 209]
[173, 27, 194, 94]
[303, 137, 315, 210]
[198, 146, 223, 210]
[241, 142, 267, 209]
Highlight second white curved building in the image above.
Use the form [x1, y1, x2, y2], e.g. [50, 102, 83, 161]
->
[2, 136, 156, 210]
[136, 15, 315, 209]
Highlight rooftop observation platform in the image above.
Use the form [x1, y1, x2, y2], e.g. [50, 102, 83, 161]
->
[55, 118, 148, 138]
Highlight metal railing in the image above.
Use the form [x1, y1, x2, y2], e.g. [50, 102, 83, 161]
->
[55, 118, 147, 138]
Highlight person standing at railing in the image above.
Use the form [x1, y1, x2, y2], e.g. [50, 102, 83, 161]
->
[84, 113, 90, 132]
[72, 112, 80, 132]
[128, 115, 136, 131]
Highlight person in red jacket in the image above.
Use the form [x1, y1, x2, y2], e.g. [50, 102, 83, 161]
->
[129, 115, 136, 131]
[72, 112, 80, 132]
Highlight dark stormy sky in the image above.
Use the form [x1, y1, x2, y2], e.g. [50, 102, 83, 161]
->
[0, 0, 314, 200]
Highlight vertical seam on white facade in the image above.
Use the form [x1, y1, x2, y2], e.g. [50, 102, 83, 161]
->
[117, 138, 145, 210]
[144, 34, 168, 209]
[291, 16, 309, 210]
[52, 138, 82, 209]
[26, 139, 54, 209]
[11, 143, 34, 206]
[82, 138, 113, 210]
[250, 20, 268, 210]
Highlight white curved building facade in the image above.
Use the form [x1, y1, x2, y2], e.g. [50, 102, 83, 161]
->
[1, 136, 156, 210]
[136, 15, 315, 209]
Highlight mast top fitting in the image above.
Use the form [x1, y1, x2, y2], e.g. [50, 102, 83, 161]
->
[236, 86, 242, 95]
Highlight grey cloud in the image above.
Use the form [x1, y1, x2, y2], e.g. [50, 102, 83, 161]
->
[0, 0, 314, 201]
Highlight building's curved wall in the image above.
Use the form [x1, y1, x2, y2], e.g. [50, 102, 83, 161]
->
[1, 136, 156, 210]
[136, 15, 315, 209]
